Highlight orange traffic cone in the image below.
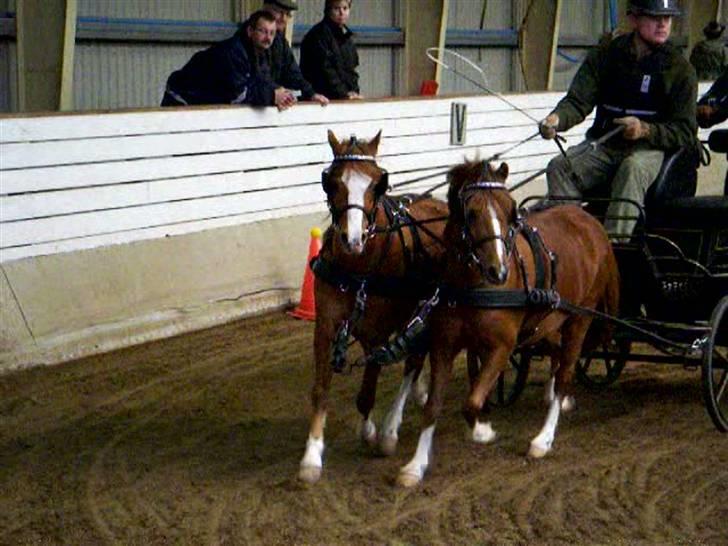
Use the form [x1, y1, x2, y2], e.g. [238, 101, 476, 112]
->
[288, 227, 323, 321]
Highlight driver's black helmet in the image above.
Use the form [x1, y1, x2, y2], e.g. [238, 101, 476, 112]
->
[628, 0, 681, 16]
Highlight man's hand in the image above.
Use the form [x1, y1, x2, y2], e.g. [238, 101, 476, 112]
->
[311, 93, 329, 106]
[697, 104, 717, 129]
[274, 87, 297, 111]
[347, 91, 363, 100]
[614, 116, 650, 140]
[539, 113, 559, 140]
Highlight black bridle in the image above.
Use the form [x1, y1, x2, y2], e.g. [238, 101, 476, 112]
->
[321, 152, 390, 244]
[458, 180, 522, 276]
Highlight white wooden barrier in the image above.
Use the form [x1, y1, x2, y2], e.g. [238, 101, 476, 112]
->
[0, 93, 586, 263]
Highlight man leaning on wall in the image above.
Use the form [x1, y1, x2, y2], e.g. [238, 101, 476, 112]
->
[160, 0, 328, 110]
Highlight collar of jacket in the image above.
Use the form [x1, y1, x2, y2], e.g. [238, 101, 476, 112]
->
[324, 17, 353, 40]
[616, 31, 676, 62]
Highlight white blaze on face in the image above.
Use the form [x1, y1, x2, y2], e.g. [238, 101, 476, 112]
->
[486, 200, 506, 268]
[343, 168, 374, 250]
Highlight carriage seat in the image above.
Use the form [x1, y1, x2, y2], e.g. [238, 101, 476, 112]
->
[643, 145, 698, 209]
[646, 195, 728, 229]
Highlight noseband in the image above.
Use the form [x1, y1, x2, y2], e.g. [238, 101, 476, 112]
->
[458, 181, 521, 272]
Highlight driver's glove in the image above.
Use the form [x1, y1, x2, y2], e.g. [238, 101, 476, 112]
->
[539, 113, 560, 140]
[614, 116, 651, 140]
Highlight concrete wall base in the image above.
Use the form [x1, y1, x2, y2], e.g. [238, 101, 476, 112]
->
[0, 287, 296, 373]
[0, 212, 327, 373]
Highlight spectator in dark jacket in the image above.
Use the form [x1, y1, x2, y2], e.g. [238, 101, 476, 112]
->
[697, 68, 728, 128]
[697, 69, 728, 194]
[300, 0, 361, 100]
[161, 9, 328, 110]
[689, 21, 727, 81]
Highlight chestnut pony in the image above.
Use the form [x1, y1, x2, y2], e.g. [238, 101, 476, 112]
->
[299, 131, 448, 484]
[397, 160, 620, 487]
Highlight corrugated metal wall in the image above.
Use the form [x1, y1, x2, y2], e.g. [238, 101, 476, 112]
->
[0, 0, 705, 112]
[553, 0, 610, 90]
[77, 0, 232, 21]
[440, 0, 513, 94]
[0, 0, 15, 111]
[75, 0, 234, 109]
[0, 42, 14, 111]
[75, 42, 204, 110]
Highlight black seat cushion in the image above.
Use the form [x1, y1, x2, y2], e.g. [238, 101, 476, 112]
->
[643, 146, 699, 208]
[647, 195, 728, 229]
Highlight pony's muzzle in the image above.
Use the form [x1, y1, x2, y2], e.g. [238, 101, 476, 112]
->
[339, 230, 365, 254]
[486, 263, 508, 285]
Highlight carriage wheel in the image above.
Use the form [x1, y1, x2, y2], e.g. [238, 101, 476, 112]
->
[576, 339, 630, 391]
[486, 350, 531, 407]
[702, 295, 728, 433]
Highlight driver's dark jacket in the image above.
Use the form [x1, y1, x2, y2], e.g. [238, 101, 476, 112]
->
[162, 24, 314, 106]
[551, 33, 697, 152]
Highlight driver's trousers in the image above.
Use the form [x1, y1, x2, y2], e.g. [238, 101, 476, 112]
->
[546, 140, 664, 237]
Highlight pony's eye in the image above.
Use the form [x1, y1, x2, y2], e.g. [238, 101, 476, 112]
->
[466, 209, 478, 225]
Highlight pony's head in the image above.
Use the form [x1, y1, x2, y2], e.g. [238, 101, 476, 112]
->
[322, 130, 389, 254]
[447, 160, 517, 285]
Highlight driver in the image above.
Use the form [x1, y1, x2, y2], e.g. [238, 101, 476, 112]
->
[538, 0, 698, 237]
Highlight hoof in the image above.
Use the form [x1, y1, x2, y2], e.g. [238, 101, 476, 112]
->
[561, 396, 576, 413]
[471, 421, 496, 444]
[379, 435, 398, 457]
[396, 471, 422, 488]
[528, 443, 550, 459]
[359, 420, 378, 449]
[298, 465, 322, 484]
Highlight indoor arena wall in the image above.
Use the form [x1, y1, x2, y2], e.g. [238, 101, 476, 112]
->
[0, 85, 722, 371]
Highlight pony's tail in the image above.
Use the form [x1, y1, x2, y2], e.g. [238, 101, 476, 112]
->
[582, 247, 621, 352]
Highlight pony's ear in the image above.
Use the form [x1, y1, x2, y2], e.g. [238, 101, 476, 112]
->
[497, 162, 509, 180]
[327, 130, 341, 154]
[368, 130, 382, 156]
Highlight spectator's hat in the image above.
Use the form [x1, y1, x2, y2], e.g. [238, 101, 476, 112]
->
[264, 0, 298, 11]
[703, 21, 726, 39]
[627, 0, 681, 16]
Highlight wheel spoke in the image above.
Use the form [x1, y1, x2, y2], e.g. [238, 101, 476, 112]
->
[715, 368, 728, 404]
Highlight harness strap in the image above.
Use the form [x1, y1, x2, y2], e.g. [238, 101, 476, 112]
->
[442, 286, 561, 308]
[356, 288, 440, 369]
[310, 256, 435, 299]
[520, 225, 547, 290]
[381, 197, 411, 268]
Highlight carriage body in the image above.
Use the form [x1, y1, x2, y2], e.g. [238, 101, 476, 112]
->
[640, 196, 728, 322]
[612, 195, 728, 323]
[576, 136, 728, 432]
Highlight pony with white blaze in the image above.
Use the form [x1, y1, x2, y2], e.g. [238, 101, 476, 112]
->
[396, 159, 620, 487]
[299, 130, 449, 483]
